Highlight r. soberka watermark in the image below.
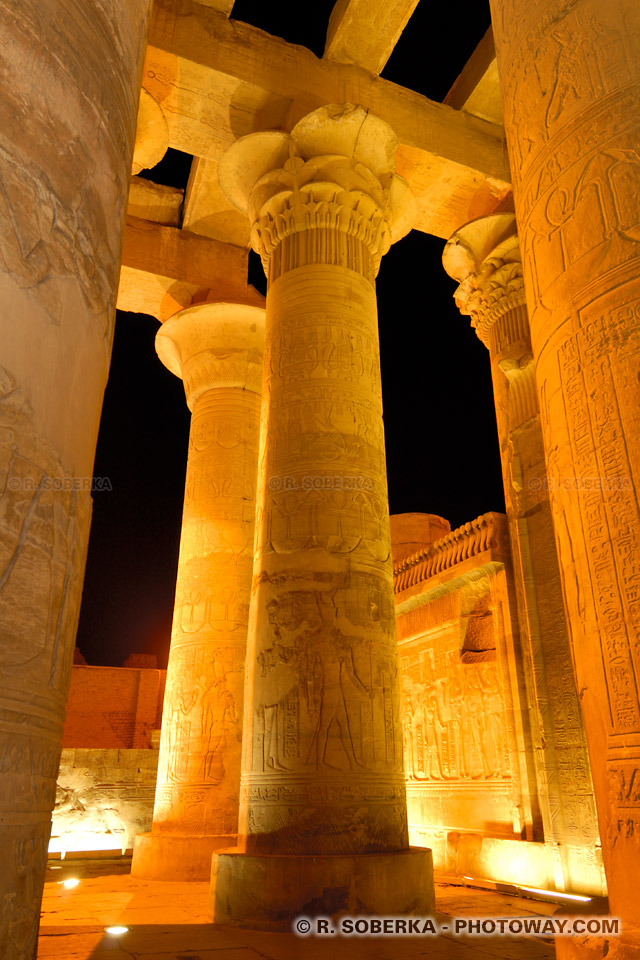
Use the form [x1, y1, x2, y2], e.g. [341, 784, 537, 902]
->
[268, 475, 373, 492]
[6, 476, 112, 493]
[293, 915, 620, 937]
[528, 476, 631, 493]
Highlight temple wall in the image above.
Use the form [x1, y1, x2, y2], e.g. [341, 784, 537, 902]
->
[395, 515, 522, 850]
[51, 748, 159, 858]
[62, 665, 166, 749]
[394, 513, 606, 896]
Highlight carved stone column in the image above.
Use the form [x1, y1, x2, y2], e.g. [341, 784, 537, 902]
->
[132, 301, 265, 880]
[209, 104, 434, 927]
[444, 214, 604, 896]
[0, 1, 151, 956]
[489, 0, 640, 938]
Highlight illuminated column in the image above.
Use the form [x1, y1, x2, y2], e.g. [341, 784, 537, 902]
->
[489, 0, 640, 934]
[209, 104, 434, 928]
[0, 1, 150, 956]
[444, 215, 603, 896]
[132, 302, 265, 880]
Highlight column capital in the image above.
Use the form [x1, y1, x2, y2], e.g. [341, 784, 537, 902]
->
[156, 301, 265, 410]
[218, 103, 415, 278]
[443, 213, 526, 347]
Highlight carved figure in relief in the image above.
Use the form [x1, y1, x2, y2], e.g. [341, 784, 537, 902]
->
[479, 664, 508, 777]
[164, 651, 240, 783]
[402, 690, 416, 778]
[464, 671, 489, 778]
[2, 829, 45, 955]
[256, 591, 374, 771]
[304, 625, 371, 770]
[198, 668, 240, 781]
[258, 633, 305, 771]
[425, 678, 449, 779]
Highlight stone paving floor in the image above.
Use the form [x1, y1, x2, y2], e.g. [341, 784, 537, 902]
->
[38, 858, 559, 960]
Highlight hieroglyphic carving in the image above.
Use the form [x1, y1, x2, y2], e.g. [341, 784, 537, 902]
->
[492, 0, 638, 197]
[553, 297, 640, 735]
[490, 0, 640, 916]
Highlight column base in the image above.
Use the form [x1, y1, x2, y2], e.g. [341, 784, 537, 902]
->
[132, 832, 237, 881]
[209, 847, 434, 930]
[556, 926, 640, 960]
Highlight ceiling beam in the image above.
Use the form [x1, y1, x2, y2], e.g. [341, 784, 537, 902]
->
[127, 177, 183, 227]
[324, 0, 421, 76]
[443, 27, 502, 126]
[146, 0, 511, 240]
[117, 216, 263, 321]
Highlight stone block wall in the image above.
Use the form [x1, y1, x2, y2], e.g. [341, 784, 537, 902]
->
[62, 665, 166, 749]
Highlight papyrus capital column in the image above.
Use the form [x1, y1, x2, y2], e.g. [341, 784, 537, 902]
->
[132, 301, 265, 881]
[489, 0, 640, 935]
[445, 214, 536, 432]
[218, 102, 416, 283]
[444, 215, 603, 896]
[209, 104, 433, 927]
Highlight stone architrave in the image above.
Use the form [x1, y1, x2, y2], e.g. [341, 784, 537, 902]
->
[443, 214, 603, 896]
[489, 0, 640, 944]
[0, 1, 151, 956]
[132, 301, 265, 881]
[208, 104, 434, 927]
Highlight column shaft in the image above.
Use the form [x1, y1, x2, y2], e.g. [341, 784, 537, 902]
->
[242, 255, 406, 854]
[444, 216, 603, 895]
[489, 305, 602, 893]
[0, 1, 150, 956]
[489, 0, 640, 924]
[132, 301, 264, 880]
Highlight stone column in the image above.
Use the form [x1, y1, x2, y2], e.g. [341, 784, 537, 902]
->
[132, 301, 265, 880]
[443, 214, 604, 896]
[209, 104, 434, 927]
[0, 2, 151, 957]
[488, 0, 640, 936]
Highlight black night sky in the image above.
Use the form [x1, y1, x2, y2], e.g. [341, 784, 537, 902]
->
[75, 0, 503, 667]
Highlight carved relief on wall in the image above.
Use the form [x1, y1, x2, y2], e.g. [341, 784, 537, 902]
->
[399, 581, 510, 787]
[402, 649, 509, 784]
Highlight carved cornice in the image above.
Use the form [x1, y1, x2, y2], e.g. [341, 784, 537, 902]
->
[393, 512, 508, 594]
[442, 213, 527, 348]
[218, 104, 415, 280]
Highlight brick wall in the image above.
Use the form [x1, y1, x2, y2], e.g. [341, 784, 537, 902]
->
[62, 665, 167, 749]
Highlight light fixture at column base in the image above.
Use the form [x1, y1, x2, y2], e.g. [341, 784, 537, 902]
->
[209, 847, 434, 929]
[132, 832, 237, 881]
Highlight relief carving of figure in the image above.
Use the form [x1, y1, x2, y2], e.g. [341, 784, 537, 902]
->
[257, 591, 372, 772]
